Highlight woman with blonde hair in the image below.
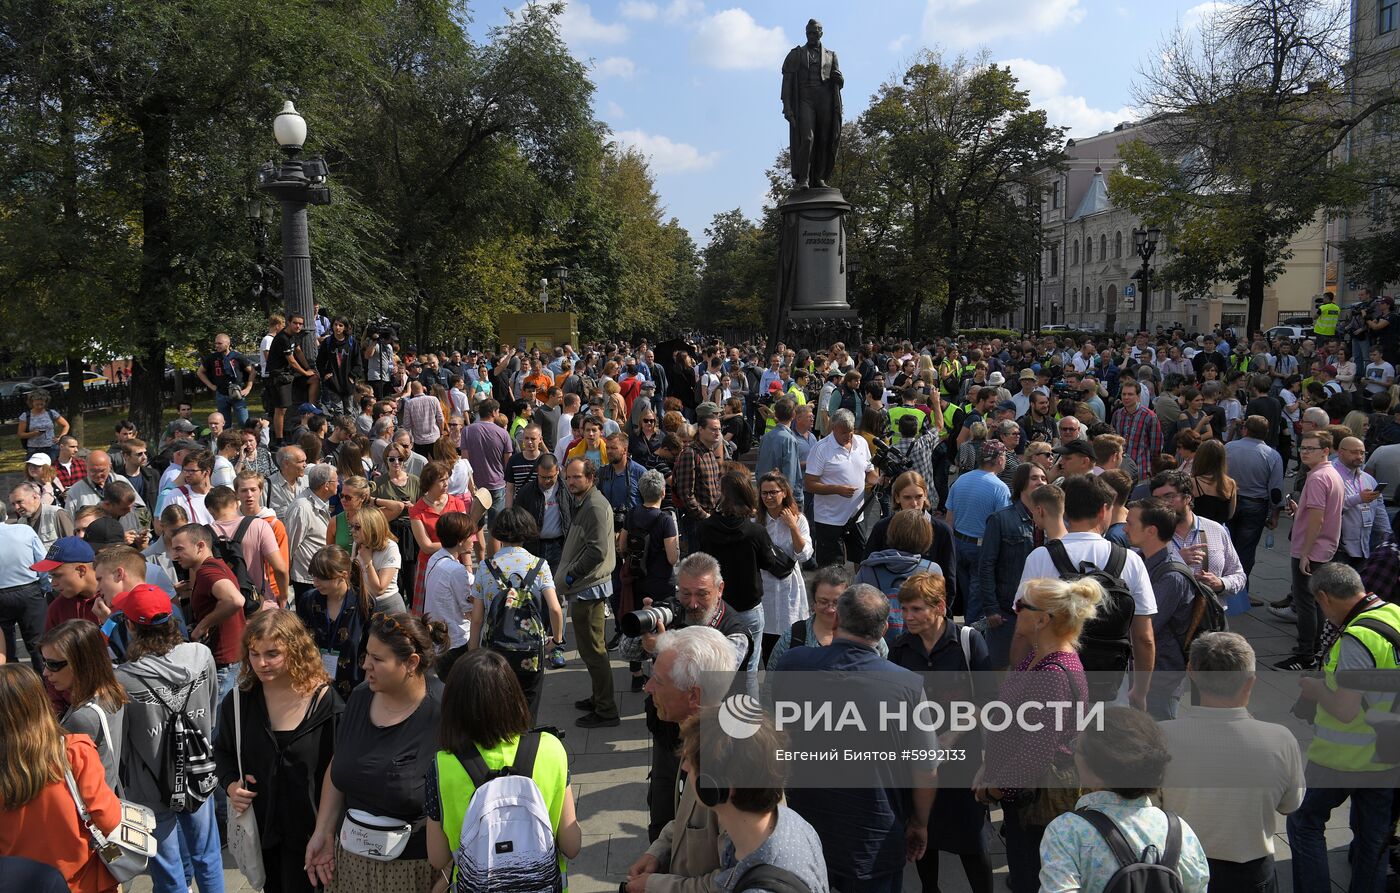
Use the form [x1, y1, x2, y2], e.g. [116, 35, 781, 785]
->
[23, 452, 64, 505]
[16, 391, 68, 459]
[0, 665, 123, 893]
[352, 504, 405, 614]
[604, 378, 626, 422]
[976, 575, 1100, 893]
[215, 610, 343, 893]
[38, 620, 129, 792]
[326, 474, 372, 554]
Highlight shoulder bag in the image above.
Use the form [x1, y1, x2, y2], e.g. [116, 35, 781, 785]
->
[62, 753, 157, 883]
[226, 690, 267, 888]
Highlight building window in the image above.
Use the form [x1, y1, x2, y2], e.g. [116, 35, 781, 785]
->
[1098, 286, 1105, 312]
[1115, 231, 1123, 258]
[1050, 244, 1059, 277]
[1052, 182, 1061, 209]
[1072, 288, 1078, 311]
[1072, 240, 1080, 264]
[1100, 234, 1107, 260]
[1382, 0, 1397, 34]
[1108, 283, 1117, 311]
[1086, 239, 1092, 264]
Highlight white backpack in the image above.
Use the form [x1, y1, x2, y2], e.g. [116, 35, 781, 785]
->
[452, 732, 562, 893]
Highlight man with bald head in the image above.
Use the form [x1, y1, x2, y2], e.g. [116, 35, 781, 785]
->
[197, 332, 254, 424]
[1332, 435, 1383, 569]
[63, 450, 113, 519]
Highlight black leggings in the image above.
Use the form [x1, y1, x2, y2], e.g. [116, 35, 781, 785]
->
[915, 849, 994, 893]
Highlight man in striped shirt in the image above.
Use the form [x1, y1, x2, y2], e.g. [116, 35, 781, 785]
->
[1111, 380, 1162, 480]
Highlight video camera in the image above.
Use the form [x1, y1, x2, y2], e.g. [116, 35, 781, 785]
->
[365, 318, 399, 342]
[871, 436, 912, 480]
[620, 602, 677, 637]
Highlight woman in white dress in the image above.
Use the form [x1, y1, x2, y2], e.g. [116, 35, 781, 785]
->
[757, 471, 812, 668]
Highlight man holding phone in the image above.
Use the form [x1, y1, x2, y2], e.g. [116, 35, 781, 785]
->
[1332, 436, 1383, 569]
[1150, 469, 1247, 601]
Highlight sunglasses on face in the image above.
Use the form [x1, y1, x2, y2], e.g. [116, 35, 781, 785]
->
[42, 657, 69, 672]
[387, 457, 405, 464]
[1014, 601, 1045, 615]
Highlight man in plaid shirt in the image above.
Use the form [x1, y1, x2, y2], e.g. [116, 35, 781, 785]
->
[1111, 380, 1162, 479]
[53, 436, 87, 491]
[672, 415, 723, 545]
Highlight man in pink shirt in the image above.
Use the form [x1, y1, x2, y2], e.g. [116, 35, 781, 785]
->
[206, 485, 287, 606]
[1279, 430, 1344, 670]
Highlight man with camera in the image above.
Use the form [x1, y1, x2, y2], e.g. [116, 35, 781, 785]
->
[361, 319, 397, 399]
[626, 552, 754, 844]
[197, 333, 254, 427]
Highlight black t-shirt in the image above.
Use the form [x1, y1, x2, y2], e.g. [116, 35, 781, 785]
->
[331, 677, 444, 860]
[1379, 312, 1400, 349]
[268, 331, 296, 376]
[202, 351, 250, 387]
[626, 505, 677, 598]
[1245, 394, 1283, 446]
[505, 451, 542, 490]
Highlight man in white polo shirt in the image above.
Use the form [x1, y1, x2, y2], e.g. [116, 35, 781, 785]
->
[804, 408, 878, 567]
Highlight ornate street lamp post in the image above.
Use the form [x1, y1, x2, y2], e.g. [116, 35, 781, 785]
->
[1133, 226, 1161, 335]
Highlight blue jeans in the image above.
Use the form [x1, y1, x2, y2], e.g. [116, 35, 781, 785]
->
[954, 537, 984, 622]
[1354, 337, 1371, 372]
[1147, 671, 1186, 720]
[213, 663, 240, 736]
[215, 391, 249, 426]
[729, 604, 763, 699]
[149, 798, 224, 893]
[1287, 774, 1394, 893]
[1228, 496, 1271, 582]
[486, 487, 506, 533]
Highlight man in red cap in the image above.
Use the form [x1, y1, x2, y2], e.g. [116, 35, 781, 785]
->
[111, 582, 177, 627]
[32, 536, 104, 631]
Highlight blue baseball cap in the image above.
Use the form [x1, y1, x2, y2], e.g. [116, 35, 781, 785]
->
[298, 403, 324, 416]
[31, 536, 96, 572]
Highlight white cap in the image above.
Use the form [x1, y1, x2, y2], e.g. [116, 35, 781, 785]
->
[25, 453, 52, 466]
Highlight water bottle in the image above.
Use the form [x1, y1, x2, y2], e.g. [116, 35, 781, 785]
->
[1266, 530, 1274, 550]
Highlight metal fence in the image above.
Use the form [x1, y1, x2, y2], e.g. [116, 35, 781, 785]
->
[1, 373, 199, 423]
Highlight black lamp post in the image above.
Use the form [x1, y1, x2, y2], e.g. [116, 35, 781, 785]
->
[1133, 226, 1161, 335]
[257, 100, 331, 365]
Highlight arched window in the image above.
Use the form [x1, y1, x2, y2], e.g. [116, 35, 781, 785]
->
[1115, 231, 1123, 258]
[1100, 234, 1107, 260]
[1107, 284, 1117, 311]
[1073, 240, 1080, 265]
[1098, 285, 1105, 311]
[1072, 288, 1078, 311]
[1086, 239, 1092, 263]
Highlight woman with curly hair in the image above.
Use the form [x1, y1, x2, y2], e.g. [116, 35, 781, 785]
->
[214, 610, 343, 893]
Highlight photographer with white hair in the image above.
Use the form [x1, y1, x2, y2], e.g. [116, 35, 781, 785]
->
[626, 625, 739, 893]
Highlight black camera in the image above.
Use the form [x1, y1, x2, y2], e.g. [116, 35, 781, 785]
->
[870, 437, 912, 480]
[621, 603, 675, 637]
[366, 318, 398, 341]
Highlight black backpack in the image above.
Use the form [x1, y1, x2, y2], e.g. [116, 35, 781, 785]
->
[1046, 540, 1136, 699]
[146, 678, 220, 813]
[1148, 559, 1228, 660]
[1073, 808, 1186, 893]
[733, 863, 811, 893]
[482, 558, 548, 654]
[626, 513, 656, 580]
[208, 518, 263, 616]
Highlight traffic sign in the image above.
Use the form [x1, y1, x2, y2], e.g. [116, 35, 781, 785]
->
[1123, 284, 1136, 297]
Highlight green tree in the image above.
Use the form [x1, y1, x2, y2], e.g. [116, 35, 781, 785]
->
[856, 52, 1062, 334]
[1108, 0, 1394, 333]
[698, 209, 769, 332]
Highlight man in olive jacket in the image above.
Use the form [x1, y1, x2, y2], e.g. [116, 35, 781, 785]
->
[560, 456, 619, 727]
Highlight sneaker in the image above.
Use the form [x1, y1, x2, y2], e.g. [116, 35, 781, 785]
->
[1269, 605, 1298, 623]
[549, 647, 566, 669]
[574, 697, 594, 711]
[631, 674, 649, 692]
[1274, 654, 1316, 671]
[576, 711, 621, 728]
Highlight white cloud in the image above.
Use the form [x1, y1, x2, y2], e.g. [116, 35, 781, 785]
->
[597, 56, 637, 78]
[614, 129, 721, 172]
[604, 100, 626, 119]
[922, 0, 1084, 47]
[888, 34, 911, 54]
[1001, 57, 1136, 137]
[691, 9, 789, 70]
[665, 0, 705, 22]
[556, 1, 629, 44]
[1183, 1, 1233, 29]
[619, 0, 658, 20]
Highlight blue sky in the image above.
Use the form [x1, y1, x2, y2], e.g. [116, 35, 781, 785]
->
[467, 0, 1224, 244]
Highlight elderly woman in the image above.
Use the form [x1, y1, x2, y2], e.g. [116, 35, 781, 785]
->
[995, 420, 1023, 486]
[17, 392, 68, 460]
[956, 421, 989, 474]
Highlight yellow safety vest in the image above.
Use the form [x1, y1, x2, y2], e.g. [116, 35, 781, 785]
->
[1315, 302, 1341, 337]
[1309, 603, 1400, 772]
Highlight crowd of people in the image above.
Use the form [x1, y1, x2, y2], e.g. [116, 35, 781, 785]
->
[4, 291, 1400, 893]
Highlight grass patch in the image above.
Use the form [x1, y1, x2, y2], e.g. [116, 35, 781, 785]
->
[0, 394, 222, 474]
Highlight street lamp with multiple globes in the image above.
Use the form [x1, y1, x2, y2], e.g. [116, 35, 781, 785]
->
[257, 100, 331, 366]
[1133, 226, 1161, 335]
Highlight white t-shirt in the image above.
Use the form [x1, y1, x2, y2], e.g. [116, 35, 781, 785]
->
[423, 549, 474, 649]
[259, 334, 274, 376]
[156, 486, 212, 525]
[805, 433, 874, 526]
[357, 541, 402, 609]
[211, 455, 236, 490]
[1365, 361, 1395, 394]
[447, 458, 474, 497]
[1014, 531, 1157, 615]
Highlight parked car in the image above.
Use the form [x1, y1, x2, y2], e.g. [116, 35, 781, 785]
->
[14, 377, 64, 398]
[52, 371, 110, 389]
[1039, 324, 1071, 334]
[0, 380, 31, 398]
[1266, 324, 1311, 344]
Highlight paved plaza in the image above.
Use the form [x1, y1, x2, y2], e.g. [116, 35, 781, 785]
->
[117, 497, 1380, 893]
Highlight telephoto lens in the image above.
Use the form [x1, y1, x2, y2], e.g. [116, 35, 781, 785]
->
[620, 605, 674, 637]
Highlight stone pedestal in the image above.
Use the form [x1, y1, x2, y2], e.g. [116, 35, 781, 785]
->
[772, 187, 853, 348]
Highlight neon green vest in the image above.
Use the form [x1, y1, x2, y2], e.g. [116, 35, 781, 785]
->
[887, 405, 925, 444]
[1309, 603, 1400, 772]
[434, 735, 571, 887]
[1315, 302, 1341, 336]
